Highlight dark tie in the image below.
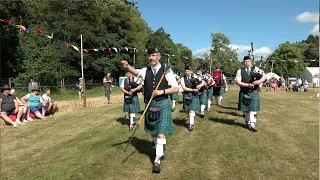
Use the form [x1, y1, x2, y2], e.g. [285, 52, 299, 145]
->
[153, 69, 157, 76]
[247, 68, 251, 76]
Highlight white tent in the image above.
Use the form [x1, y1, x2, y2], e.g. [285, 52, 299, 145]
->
[266, 72, 280, 80]
[300, 67, 320, 87]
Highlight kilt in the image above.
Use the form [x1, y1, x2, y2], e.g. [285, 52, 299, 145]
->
[144, 98, 174, 135]
[238, 90, 260, 111]
[213, 86, 223, 96]
[207, 87, 213, 100]
[199, 91, 208, 105]
[183, 92, 200, 111]
[123, 95, 141, 113]
[170, 92, 179, 101]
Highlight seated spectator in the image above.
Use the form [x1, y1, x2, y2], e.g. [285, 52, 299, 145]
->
[21, 86, 46, 120]
[42, 88, 58, 115]
[0, 85, 24, 127]
[10, 89, 33, 122]
[293, 82, 299, 92]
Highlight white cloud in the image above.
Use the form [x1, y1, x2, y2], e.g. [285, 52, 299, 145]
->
[309, 24, 319, 35]
[193, 45, 273, 59]
[295, 12, 319, 23]
[192, 47, 211, 58]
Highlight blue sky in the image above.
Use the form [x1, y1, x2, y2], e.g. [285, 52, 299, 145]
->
[136, 0, 319, 59]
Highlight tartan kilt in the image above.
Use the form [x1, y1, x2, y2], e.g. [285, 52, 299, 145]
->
[123, 95, 141, 113]
[199, 90, 208, 105]
[207, 87, 213, 100]
[238, 90, 260, 111]
[144, 98, 174, 135]
[213, 86, 222, 96]
[170, 92, 179, 101]
[183, 92, 200, 111]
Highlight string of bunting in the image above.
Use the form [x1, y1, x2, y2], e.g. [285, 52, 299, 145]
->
[0, 18, 155, 54]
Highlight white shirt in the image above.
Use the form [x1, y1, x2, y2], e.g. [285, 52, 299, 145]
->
[120, 76, 140, 88]
[138, 63, 178, 87]
[235, 66, 264, 81]
[180, 74, 201, 86]
[42, 94, 51, 102]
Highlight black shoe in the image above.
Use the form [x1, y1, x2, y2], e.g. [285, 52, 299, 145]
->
[152, 162, 161, 173]
[160, 156, 165, 160]
[200, 114, 204, 118]
[250, 127, 257, 132]
[189, 125, 194, 132]
[172, 108, 175, 112]
[152, 141, 155, 148]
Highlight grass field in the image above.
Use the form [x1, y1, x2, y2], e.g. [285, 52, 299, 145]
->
[1, 87, 318, 180]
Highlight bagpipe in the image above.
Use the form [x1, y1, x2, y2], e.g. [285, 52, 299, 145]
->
[189, 74, 206, 92]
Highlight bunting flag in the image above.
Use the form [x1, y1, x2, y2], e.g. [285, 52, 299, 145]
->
[45, 33, 53, 39]
[0, 18, 175, 56]
[71, 45, 79, 52]
[35, 29, 43, 34]
[16, 25, 26, 30]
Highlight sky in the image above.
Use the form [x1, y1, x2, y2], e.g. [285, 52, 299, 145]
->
[136, 0, 319, 59]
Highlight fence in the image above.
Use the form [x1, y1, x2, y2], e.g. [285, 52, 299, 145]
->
[0, 78, 119, 92]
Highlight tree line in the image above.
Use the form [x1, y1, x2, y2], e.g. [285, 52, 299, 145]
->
[0, 0, 318, 86]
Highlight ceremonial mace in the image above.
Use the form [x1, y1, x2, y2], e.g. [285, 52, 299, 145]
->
[124, 63, 172, 152]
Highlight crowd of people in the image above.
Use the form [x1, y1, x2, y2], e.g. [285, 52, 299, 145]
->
[0, 84, 58, 128]
[266, 76, 309, 92]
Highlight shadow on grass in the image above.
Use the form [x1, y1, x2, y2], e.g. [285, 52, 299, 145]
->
[172, 118, 189, 130]
[219, 105, 239, 110]
[216, 110, 243, 117]
[116, 117, 128, 126]
[208, 117, 247, 129]
[112, 137, 154, 164]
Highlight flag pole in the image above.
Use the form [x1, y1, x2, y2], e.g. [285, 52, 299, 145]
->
[81, 34, 86, 108]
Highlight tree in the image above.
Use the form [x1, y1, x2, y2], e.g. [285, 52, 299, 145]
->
[210, 32, 239, 77]
[267, 42, 308, 78]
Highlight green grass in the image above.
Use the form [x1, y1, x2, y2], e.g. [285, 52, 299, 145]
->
[12, 86, 121, 101]
[1, 87, 318, 180]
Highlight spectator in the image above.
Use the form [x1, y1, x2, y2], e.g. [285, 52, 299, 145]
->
[28, 78, 39, 93]
[103, 72, 113, 104]
[76, 78, 83, 102]
[0, 85, 24, 127]
[286, 82, 293, 92]
[303, 80, 309, 92]
[42, 88, 58, 115]
[10, 89, 32, 122]
[21, 86, 46, 120]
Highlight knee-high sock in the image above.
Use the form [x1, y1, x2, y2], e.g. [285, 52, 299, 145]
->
[172, 100, 176, 109]
[189, 112, 195, 126]
[215, 96, 219, 104]
[155, 138, 166, 164]
[244, 112, 249, 123]
[207, 100, 211, 109]
[200, 105, 205, 114]
[219, 96, 222, 103]
[129, 113, 135, 125]
[249, 111, 257, 127]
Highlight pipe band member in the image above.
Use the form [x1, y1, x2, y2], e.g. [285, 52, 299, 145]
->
[212, 68, 228, 106]
[120, 72, 143, 131]
[121, 47, 179, 173]
[181, 65, 202, 131]
[235, 56, 266, 132]
[196, 69, 207, 117]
